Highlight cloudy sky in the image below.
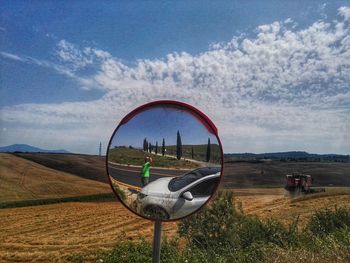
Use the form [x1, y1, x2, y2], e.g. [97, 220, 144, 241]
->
[1, 1, 350, 154]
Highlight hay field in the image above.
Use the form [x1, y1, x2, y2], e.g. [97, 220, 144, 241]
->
[223, 161, 350, 187]
[12, 153, 108, 183]
[0, 153, 110, 202]
[1, 153, 349, 262]
[1, 188, 349, 262]
[0, 201, 177, 262]
[233, 187, 350, 226]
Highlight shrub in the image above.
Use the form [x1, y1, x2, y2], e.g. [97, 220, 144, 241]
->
[178, 190, 300, 252]
[103, 239, 152, 263]
[178, 191, 241, 250]
[307, 206, 350, 236]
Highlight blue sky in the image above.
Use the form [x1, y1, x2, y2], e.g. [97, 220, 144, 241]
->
[111, 105, 218, 148]
[1, 1, 350, 154]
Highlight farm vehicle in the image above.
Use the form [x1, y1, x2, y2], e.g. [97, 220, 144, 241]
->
[285, 173, 325, 194]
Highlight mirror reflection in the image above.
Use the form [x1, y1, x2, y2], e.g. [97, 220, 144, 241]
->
[107, 103, 222, 221]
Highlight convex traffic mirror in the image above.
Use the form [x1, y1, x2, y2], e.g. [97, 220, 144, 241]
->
[106, 101, 223, 221]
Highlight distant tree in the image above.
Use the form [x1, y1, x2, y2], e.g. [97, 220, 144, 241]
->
[162, 138, 165, 156]
[149, 142, 152, 153]
[155, 141, 158, 155]
[176, 130, 182, 160]
[143, 138, 147, 151]
[191, 146, 194, 159]
[206, 138, 211, 162]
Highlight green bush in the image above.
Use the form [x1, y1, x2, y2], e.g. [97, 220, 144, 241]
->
[307, 206, 350, 236]
[178, 191, 300, 252]
[178, 191, 241, 249]
[102, 239, 152, 263]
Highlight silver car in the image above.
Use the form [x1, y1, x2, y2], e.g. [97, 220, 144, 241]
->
[137, 167, 221, 220]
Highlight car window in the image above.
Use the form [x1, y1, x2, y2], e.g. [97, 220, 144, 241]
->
[188, 177, 220, 197]
[168, 172, 202, 192]
[168, 167, 220, 192]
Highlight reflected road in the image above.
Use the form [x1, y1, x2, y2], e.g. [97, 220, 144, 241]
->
[108, 162, 189, 188]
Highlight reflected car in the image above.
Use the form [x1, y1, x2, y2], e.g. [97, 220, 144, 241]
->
[137, 167, 221, 220]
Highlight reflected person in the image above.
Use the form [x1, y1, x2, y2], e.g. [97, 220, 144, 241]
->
[141, 156, 152, 187]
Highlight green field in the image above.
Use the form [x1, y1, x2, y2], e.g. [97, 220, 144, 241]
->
[165, 143, 222, 164]
[108, 147, 200, 168]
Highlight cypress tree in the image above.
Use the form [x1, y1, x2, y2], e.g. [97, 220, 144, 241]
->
[162, 138, 165, 156]
[143, 138, 147, 151]
[191, 146, 194, 159]
[149, 142, 152, 153]
[176, 130, 182, 160]
[155, 141, 158, 155]
[206, 138, 211, 162]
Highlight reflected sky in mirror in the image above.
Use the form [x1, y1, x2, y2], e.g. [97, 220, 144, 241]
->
[111, 105, 219, 148]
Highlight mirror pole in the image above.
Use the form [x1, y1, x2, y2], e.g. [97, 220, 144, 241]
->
[152, 220, 162, 263]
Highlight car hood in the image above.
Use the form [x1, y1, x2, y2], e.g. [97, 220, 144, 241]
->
[140, 177, 173, 197]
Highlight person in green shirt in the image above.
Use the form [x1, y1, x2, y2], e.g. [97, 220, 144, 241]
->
[141, 156, 152, 186]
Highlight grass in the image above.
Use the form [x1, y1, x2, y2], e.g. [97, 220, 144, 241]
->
[108, 147, 200, 169]
[0, 193, 115, 209]
[166, 143, 222, 164]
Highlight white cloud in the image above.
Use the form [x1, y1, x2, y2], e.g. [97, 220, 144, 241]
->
[339, 6, 350, 21]
[0, 50, 97, 90]
[1, 6, 350, 154]
[0, 51, 26, 62]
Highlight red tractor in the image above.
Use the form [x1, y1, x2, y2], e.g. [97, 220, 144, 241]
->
[285, 173, 325, 194]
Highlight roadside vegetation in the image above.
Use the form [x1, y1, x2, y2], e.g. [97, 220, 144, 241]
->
[70, 191, 350, 263]
[0, 193, 115, 209]
[165, 144, 222, 164]
[108, 147, 199, 169]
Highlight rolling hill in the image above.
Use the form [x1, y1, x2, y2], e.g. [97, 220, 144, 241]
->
[12, 152, 108, 183]
[0, 144, 70, 153]
[0, 153, 110, 203]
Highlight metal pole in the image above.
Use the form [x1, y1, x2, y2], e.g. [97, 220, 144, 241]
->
[152, 220, 162, 263]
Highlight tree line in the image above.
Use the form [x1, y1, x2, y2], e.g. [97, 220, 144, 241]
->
[142, 130, 212, 162]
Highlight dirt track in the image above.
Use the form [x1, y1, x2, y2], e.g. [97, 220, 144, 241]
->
[0, 201, 177, 263]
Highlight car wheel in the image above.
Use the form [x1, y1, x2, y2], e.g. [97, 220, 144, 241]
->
[144, 206, 169, 220]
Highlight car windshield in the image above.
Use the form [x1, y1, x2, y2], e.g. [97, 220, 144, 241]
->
[168, 167, 220, 192]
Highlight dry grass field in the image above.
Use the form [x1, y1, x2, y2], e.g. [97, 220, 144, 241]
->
[0, 201, 177, 263]
[1, 153, 349, 262]
[12, 153, 108, 183]
[1, 188, 349, 262]
[222, 161, 350, 187]
[233, 187, 350, 226]
[0, 153, 176, 262]
[0, 153, 110, 202]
